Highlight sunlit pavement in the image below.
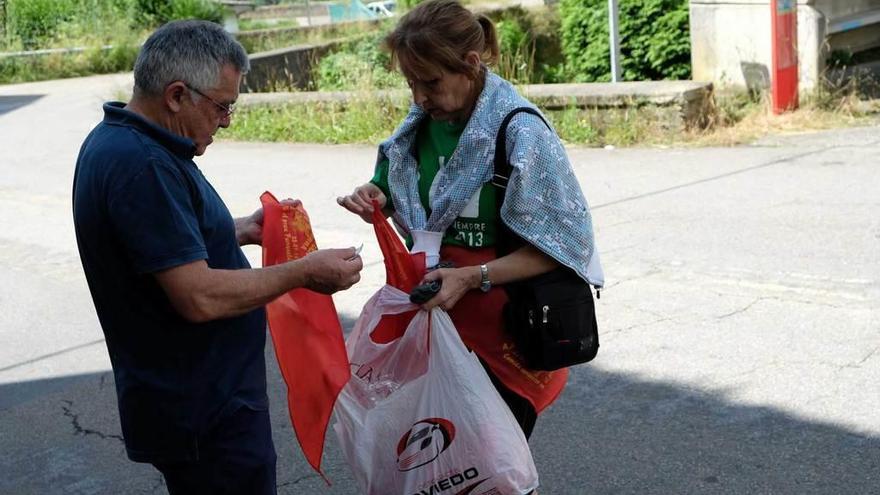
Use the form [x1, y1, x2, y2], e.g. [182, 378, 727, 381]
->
[1, 74, 877, 494]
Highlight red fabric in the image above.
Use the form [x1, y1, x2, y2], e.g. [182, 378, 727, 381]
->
[367, 201, 566, 413]
[260, 192, 350, 481]
[441, 245, 568, 414]
[371, 201, 424, 293]
[369, 202, 425, 344]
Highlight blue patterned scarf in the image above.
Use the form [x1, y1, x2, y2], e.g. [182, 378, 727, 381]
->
[377, 71, 603, 287]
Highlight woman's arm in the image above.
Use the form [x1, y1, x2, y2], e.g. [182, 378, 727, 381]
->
[418, 243, 558, 311]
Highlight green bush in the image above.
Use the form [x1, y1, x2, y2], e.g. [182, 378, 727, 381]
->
[315, 31, 402, 91]
[4, 0, 139, 50]
[496, 17, 530, 83]
[8, 0, 78, 49]
[486, 6, 563, 84]
[134, 0, 223, 27]
[559, 0, 690, 82]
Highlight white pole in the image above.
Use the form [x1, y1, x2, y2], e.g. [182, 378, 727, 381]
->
[608, 0, 622, 82]
[306, 0, 313, 26]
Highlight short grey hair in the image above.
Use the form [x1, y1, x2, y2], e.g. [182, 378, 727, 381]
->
[133, 20, 250, 96]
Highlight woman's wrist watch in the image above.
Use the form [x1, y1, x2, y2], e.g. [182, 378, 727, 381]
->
[479, 264, 491, 292]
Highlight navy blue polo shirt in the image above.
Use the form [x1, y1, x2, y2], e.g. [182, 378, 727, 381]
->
[73, 102, 268, 463]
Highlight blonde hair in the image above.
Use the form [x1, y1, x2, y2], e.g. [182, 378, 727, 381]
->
[385, 0, 499, 80]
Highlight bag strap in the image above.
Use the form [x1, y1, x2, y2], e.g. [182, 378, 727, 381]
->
[491, 107, 550, 192]
[490, 107, 601, 298]
[491, 107, 549, 258]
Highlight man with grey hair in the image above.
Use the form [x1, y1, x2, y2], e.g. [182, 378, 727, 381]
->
[72, 20, 362, 494]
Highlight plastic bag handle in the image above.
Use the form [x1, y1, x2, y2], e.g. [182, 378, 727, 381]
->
[371, 200, 425, 292]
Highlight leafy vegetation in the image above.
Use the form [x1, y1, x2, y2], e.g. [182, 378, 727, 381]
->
[310, 5, 563, 91]
[314, 28, 402, 90]
[133, 0, 223, 27]
[6, 0, 135, 50]
[0, 0, 223, 84]
[559, 0, 690, 82]
[487, 6, 564, 84]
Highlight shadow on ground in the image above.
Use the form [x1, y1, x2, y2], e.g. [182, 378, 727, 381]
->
[0, 95, 44, 116]
[1, 314, 876, 494]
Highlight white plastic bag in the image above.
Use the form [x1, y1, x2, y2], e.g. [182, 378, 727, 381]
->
[334, 285, 539, 495]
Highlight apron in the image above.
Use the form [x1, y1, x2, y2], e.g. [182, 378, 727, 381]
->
[440, 245, 568, 414]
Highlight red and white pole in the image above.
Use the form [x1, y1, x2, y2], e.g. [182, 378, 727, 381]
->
[771, 0, 799, 114]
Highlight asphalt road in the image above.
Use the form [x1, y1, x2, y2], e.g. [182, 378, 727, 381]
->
[0, 74, 878, 494]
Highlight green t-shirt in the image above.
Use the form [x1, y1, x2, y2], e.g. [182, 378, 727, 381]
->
[371, 118, 499, 248]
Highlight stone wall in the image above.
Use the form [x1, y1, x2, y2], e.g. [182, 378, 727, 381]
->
[240, 40, 342, 92]
[239, 81, 717, 131]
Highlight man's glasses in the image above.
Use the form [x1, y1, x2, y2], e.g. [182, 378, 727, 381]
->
[184, 83, 235, 118]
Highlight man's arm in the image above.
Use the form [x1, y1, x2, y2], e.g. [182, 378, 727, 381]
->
[154, 247, 362, 323]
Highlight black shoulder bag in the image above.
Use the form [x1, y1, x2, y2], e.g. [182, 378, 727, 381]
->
[492, 107, 599, 371]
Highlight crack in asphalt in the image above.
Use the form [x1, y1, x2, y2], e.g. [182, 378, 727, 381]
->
[602, 268, 663, 290]
[602, 316, 675, 338]
[839, 345, 880, 371]
[591, 145, 839, 211]
[716, 298, 765, 319]
[61, 399, 124, 443]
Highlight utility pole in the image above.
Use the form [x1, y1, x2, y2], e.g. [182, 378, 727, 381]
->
[608, 0, 622, 82]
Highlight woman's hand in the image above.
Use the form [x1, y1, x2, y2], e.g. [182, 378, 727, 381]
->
[419, 266, 481, 311]
[336, 182, 387, 224]
[416, 245, 560, 310]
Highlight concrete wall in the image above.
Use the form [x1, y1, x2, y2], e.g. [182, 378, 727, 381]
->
[240, 40, 341, 92]
[239, 81, 717, 131]
[690, 0, 825, 91]
[690, 0, 880, 92]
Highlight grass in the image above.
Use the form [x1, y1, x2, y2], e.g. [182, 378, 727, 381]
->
[0, 42, 140, 84]
[681, 89, 880, 147]
[239, 18, 303, 32]
[218, 87, 880, 147]
[218, 95, 410, 144]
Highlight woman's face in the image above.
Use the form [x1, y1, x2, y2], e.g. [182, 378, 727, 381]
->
[401, 52, 481, 123]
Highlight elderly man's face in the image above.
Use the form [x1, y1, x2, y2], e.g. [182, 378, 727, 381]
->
[181, 64, 241, 155]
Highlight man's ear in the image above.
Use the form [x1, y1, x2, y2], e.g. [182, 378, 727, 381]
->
[164, 81, 187, 113]
[464, 51, 482, 80]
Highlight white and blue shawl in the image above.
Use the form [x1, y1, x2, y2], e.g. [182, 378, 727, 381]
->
[376, 70, 604, 287]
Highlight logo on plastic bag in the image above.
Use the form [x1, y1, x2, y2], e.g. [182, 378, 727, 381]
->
[396, 418, 456, 471]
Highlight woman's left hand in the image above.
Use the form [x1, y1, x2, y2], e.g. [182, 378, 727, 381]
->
[419, 266, 481, 311]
